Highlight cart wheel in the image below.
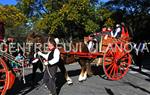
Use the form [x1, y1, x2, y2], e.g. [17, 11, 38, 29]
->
[0, 58, 9, 95]
[0, 58, 15, 95]
[103, 48, 131, 80]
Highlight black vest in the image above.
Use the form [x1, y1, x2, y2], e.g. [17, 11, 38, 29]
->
[48, 49, 55, 60]
[48, 48, 59, 66]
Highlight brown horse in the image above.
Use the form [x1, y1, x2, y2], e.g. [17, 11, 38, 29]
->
[26, 32, 93, 84]
[59, 39, 93, 81]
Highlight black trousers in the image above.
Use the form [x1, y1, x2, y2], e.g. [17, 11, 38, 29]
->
[32, 60, 43, 81]
[43, 65, 57, 95]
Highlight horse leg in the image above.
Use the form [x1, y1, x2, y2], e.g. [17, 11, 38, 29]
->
[97, 58, 103, 66]
[86, 61, 93, 77]
[57, 60, 73, 85]
[82, 61, 92, 81]
[65, 73, 73, 85]
[78, 66, 86, 82]
[83, 68, 87, 81]
[78, 60, 86, 82]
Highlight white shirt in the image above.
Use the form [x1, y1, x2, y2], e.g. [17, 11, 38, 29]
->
[111, 27, 121, 37]
[87, 41, 95, 52]
[38, 48, 60, 65]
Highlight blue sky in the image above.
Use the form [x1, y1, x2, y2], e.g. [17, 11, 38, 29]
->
[0, 0, 17, 5]
[0, 0, 109, 5]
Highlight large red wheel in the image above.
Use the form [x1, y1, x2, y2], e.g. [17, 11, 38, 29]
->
[0, 58, 15, 95]
[103, 45, 132, 80]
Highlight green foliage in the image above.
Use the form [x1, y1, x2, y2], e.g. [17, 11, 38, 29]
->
[96, 8, 115, 27]
[84, 19, 99, 32]
[105, 0, 150, 40]
[16, 0, 114, 37]
[0, 5, 27, 39]
[0, 5, 26, 27]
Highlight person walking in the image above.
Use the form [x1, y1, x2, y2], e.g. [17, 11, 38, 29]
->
[38, 38, 60, 95]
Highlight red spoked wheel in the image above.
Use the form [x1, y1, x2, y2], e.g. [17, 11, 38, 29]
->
[103, 45, 132, 80]
[0, 58, 15, 95]
[0, 58, 9, 95]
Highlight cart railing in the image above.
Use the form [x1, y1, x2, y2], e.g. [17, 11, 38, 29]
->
[0, 51, 26, 95]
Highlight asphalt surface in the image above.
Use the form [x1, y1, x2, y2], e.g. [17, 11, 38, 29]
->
[6, 56, 150, 95]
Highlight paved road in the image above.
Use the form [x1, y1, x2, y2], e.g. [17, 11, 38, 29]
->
[7, 56, 150, 95]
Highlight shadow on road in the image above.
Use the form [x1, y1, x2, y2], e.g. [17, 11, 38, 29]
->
[105, 87, 114, 95]
[91, 65, 107, 79]
[145, 78, 150, 82]
[56, 66, 106, 94]
[7, 67, 100, 95]
[130, 67, 150, 78]
[56, 72, 67, 95]
[6, 72, 43, 95]
[123, 82, 150, 94]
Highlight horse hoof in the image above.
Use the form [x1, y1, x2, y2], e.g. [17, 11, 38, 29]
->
[78, 78, 84, 82]
[79, 80, 84, 82]
[68, 82, 73, 85]
[67, 81, 73, 85]
[66, 77, 73, 85]
[78, 75, 87, 82]
[83, 78, 87, 81]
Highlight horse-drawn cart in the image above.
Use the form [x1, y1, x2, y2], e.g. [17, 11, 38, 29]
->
[61, 35, 132, 81]
[0, 22, 26, 95]
[0, 24, 132, 95]
[0, 51, 27, 95]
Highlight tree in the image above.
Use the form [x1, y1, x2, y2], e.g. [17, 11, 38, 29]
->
[96, 8, 115, 29]
[105, 0, 150, 41]
[0, 5, 26, 28]
[0, 5, 27, 39]
[17, 0, 113, 38]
